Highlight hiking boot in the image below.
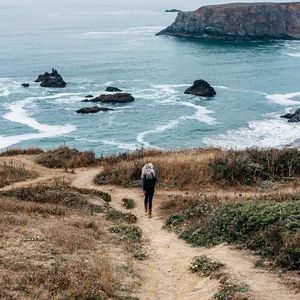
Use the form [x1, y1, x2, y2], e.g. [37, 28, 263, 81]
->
[148, 209, 152, 218]
[144, 205, 148, 215]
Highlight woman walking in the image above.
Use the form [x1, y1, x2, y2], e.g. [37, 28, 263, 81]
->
[141, 163, 157, 218]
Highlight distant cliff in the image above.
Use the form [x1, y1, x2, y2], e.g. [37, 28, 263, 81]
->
[157, 2, 300, 40]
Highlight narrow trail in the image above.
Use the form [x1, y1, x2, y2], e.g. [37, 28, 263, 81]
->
[72, 168, 298, 300]
[0, 156, 299, 300]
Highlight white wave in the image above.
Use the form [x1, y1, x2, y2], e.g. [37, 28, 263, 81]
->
[137, 120, 179, 149]
[0, 88, 10, 97]
[102, 139, 138, 151]
[178, 102, 216, 125]
[83, 27, 163, 37]
[0, 98, 76, 149]
[203, 117, 300, 150]
[213, 85, 231, 90]
[265, 92, 300, 106]
[287, 52, 300, 57]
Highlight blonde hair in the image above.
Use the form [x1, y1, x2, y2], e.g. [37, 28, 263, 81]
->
[141, 163, 156, 179]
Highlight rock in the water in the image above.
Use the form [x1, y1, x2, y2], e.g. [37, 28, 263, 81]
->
[105, 86, 122, 92]
[85, 95, 94, 98]
[85, 93, 135, 103]
[157, 2, 300, 40]
[22, 83, 30, 88]
[35, 68, 66, 88]
[281, 108, 300, 123]
[76, 106, 114, 114]
[184, 80, 216, 97]
[281, 113, 295, 119]
[165, 9, 182, 13]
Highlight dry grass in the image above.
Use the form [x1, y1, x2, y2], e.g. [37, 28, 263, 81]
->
[0, 184, 139, 299]
[37, 145, 98, 169]
[95, 148, 217, 188]
[0, 161, 37, 188]
[0, 147, 44, 157]
[95, 147, 300, 189]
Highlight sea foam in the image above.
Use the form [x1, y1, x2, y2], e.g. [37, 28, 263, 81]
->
[0, 97, 76, 149]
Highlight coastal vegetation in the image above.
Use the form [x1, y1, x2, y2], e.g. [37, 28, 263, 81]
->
[0, 161, 37, 188]
[36, 145, 98, 169]
[0, 182, 139, 299]
[162, 193, 300, 270]
[94, 147, 300, 188]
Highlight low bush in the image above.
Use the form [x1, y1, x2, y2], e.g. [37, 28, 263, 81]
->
[37, 146, 97, 169]
[109, 225, 144, 260]
[106, 208, 137, 224]
[0, 147, 44, 157]
[122, 198, 136, 209]
[210, 148, 300, 185]
[165, 199, 300, 270]
[190, 255, 224, 277]
[0, 185, 87, 208]
[0, 161, 37, 187]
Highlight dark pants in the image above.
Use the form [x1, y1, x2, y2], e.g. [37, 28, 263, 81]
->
[144, 188, 155, 210]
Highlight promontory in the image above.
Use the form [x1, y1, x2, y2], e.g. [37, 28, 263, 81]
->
[157, 2, 300, 40]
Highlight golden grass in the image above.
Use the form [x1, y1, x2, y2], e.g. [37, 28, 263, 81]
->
[0, 161, 37, 187]
[95, 147, 300, 189]
[0, 147, 44, 157]
[0, 185, 138, 299]
[37, 145, 98, 169]
[95, 148, 218, 189]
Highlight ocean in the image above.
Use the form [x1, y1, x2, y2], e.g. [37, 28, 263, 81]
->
[1, 0, 300, 155]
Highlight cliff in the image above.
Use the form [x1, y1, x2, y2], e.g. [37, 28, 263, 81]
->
[157, 2, 300, 40]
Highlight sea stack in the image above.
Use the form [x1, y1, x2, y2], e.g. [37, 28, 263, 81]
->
[185, 80, 216, 97]
[35, 68, 66, 88]
[157, 2, 300, 40]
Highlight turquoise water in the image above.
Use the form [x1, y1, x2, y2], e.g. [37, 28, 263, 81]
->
[1, 0, 300, 155]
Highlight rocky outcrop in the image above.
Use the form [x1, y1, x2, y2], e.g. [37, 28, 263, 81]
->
[185, 80, 216, 97]
[76, 106, 114, 114]
[82, 93, 135, 103]
[165, 9, 182, 13]
[157, 2, 300, 40]
[281, 108, 300, 122]
[85, 95, 94, 98]
[22, 83, 30, 88]
[35, 68, 66, 88]
[105, 86, 122, 92]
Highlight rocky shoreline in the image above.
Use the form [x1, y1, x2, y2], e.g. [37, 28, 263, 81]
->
[157, 2, 300, 40]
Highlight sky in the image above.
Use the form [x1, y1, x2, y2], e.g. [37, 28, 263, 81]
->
[1, 0, 299, 11]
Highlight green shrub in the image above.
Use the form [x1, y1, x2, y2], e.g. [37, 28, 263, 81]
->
[122, 198, 136, 209]
[210, 148, 300, 185]
[166, 200, 300, 270]
[190, 256, 224, 277]
[106, 209, 137, 224]
[37, 146, 97, 169]
[0, 185, 87, 208]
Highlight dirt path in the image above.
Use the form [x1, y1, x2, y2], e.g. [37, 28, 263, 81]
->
[1, 156, 298, 300]
[72, 168, 298, 300]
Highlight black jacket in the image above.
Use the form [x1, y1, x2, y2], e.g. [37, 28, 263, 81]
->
[142, 175, 157, 191]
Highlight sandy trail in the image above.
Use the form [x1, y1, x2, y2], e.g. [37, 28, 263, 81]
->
[0, 156, 298, 300]
[72, 168, 298, 300]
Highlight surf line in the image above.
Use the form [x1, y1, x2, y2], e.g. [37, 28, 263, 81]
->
[0, 97, 76, 149]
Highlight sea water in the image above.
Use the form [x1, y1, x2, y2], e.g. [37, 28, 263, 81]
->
[1, 0, 300, 155]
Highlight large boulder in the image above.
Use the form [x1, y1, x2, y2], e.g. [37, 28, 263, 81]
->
[281, 108, 300, 123]
[184, 80, 216, 97]
[21, 83, 30, 88]
[76, 106, 114, 114]
[35, 68, 66, 88]
[157, 2, 300, 40]
[83, 93, 135, 103]
[105, 86, 122, 92]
